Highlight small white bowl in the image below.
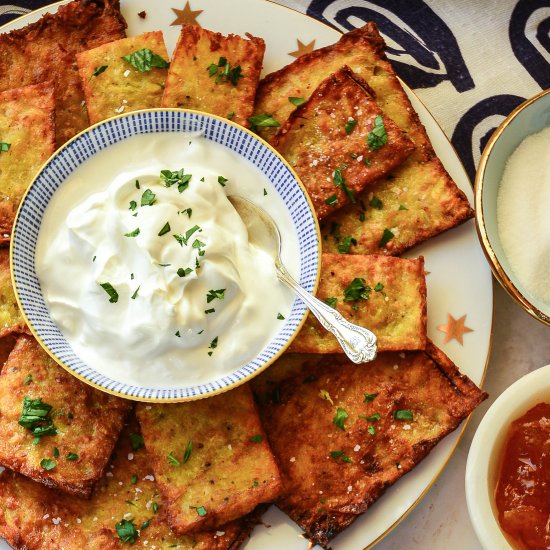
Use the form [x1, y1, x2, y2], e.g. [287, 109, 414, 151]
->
[475, 88, 550, 326]
[465, 364, 550, 549]
[11, 109, 321, 402]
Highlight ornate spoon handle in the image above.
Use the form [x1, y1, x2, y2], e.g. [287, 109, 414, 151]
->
[276, 263, 378, 363]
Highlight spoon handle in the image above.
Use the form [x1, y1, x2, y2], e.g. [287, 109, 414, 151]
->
[276, 264, 378, 364]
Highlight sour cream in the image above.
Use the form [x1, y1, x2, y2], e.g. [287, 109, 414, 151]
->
[35, 133, 298, 388]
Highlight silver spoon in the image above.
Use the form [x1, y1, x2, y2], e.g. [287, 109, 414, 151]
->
[229, 195, 378, 363]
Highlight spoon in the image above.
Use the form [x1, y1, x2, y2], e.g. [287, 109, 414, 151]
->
[229, 195, 378, 363]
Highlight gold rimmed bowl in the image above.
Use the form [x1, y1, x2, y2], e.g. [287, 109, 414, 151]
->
[475, 88, 550, 325]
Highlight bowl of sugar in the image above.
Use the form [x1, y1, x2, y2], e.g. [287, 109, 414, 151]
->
[475, 88, 550, 326]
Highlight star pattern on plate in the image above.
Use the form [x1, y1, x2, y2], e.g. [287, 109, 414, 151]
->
[170, 1, 203, 27]
[289, 39, 316, 58]
[437, 314, 474, 345]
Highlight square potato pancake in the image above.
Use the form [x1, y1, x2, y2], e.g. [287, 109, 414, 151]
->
[252, 343, 487, 548]
[271, 66, 414, 220]
[254, 23, 473, 255]
[0, 415, 262, 549]
[161, 24, 265, 128]
[77, 31, 169, 124]
[0, 334, 131, 497]
[0, 248, 27, 336]
[289, 253, 426, 353]
[0, 82, 55, 242]
[136, 384, 281, 535]
[0, 0, 127, 146]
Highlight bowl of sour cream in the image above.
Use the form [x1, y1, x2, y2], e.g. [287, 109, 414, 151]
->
[475, 88, 550, 326]
[11, 109, 321, 401]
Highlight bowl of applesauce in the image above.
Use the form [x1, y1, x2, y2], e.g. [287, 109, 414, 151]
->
[465, 364, 550, 549]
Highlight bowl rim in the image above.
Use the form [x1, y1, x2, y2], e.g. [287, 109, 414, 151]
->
[10, 107, 322, 402]
[474, 88, 550, 327]
[465, 363, 550, 550]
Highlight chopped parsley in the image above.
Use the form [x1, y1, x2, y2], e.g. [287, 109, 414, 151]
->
[23, 374, 32, 386]
[40, 458, 56, 470]
[324, 297, 337, 309]
[343, 278, 371, 302]
[167, 452, 180, 466]
[374, 282, 384, 292]
[66, 452, 79, 461]
[115, 518, 139, 544]
[129, 200, 137, 211]
[206, 288, 225, 303]
[288, 96, 306, 106]
[277, 313, 285, 320]
[124, 228, 140, 238]
[204, 308, 215, 314]
[361, 412, 381, 422]
[333, 164, 356, 204]
[53, 447, 60, 458]
[364, 157, 371, 165]
[368, 425, 376, 436]
[100, 282, 119, 303]
[207, 57, 242, 86]
[141, 519, 152, 530]
[247, 113, 280, 129]
[333, 407, 348, 431]
[92, 65, 108, 77]
[367, 114, 387, 150]
[325, 194, 338, 207]
[394, 409, 414, 421]
[330, 450, 352, 463]
[369, 196, 383, 209]
[218, 176, 228, 186]
[160, 169, 192, 192]
[207, 336, 218, 356]
[249, 434, 263, 443]
[140, 189, 156, 206]
[363, 392, 378, 403]
[379, 228, 395, 248]
[344, 118, 357, 134]
[0, 142, 11, 153]
[152, 502, 159, 514]
[158, 222, 171, 236]
[18, 396, 57, 441]
[399, 204, 408, 211]
[131, 286, 140, 300]
[129, 433, 144, 451]
[263, 188, 268, 196]
[175, 331, 181, 337]
[122, 48, 170, 72]
[131, 474, 138, 485]
[227, 112, 235, 120]
[135, 179, 141, 189]
[195, 506, 207, 517]
[174, 225, 201, 246]
[183, 440, 193, 463]
[337, 235, 356, 254]
[177, 267, 193, 277]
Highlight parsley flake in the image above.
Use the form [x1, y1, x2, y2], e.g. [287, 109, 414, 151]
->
[124, 228, 140, 238]
[247, 113, 280, 129]
[249, 434, 263, 443]
[367, 114, 387, 150]
[158, 222, 171, 236]
[160, 169, 191, 192]
[0, 142, 11, 153]
[40, 458, 56, 470]
[183, 440, 193, 463]
[363, 392, 378, 403]
[23, 374, 32, 386]
[195, 506, 207, 517]
[333, 165, 356, 204]
[208, 336, 218, 356]
[399, 204, 408, 211]
[227, 112, 235, 120]
[369, 196, 383, 209]
[207, 57, 243, 86]
[325, 194, 338, 207]
[206, 289, 225, 303]
[379, 228, 395, 248]
[141, 189, 156, 206]
[122, 48, 170, 72]
[92, 65, 108, 77]
[53, 447, 60, 458]
[330, 450, 352, 463]
[177, 267, 193, 277]
[288, 96, 306, 106]
[337, 235, 356, 254]
[135, 180, 141, 189]
[18, 396, 58, 441]
[277, 313, 285, 320]
[174, 225, 201, 246]
[167, 452, 180, 466]
[115, 518, 138, 544]
[361, 412, 381, 422]
[333, 408, 348, 431]
[368, 425, 376, 436]
[100, 282, 119, 303]
[129, 200, 137, 211]
[394, 409, 414, 421]
[324, 297, 337, 309]
[204, 308, 215, 314]
[131, 286, 140, 300]
[131, 474, 138, 485]
[218, 176, 228, 186]
[374, 282, 384, 292]
[345, 118, 357, 134]
[343, 278, 371, 302]
[66, 452, 79, 461]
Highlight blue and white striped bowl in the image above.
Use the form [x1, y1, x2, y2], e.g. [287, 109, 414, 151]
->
[11, 109, 321, 402]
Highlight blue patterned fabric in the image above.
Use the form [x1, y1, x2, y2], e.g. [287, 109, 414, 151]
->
[1, 0, 548, 179]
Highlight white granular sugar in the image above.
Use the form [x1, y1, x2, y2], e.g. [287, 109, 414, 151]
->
[497, 125, 550, 304]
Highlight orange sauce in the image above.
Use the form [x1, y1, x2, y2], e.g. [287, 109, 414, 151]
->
[495, 402, 550, 549]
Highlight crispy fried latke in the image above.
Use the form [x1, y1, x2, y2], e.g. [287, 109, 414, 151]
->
[254, 23, 473, 255]
[252, 343, 486, 548]
[288, 254, 427, 353]
[0, 248, 27, 336]
[271, 66, 414, 220]
[136, 384, 281, 535]
[0, 82, 55, 242]
[77, 31, 169, 124]
[0, 0, 127, 146]
[0, 334, 131, 497]
[0, 414, 264, 549]
[162, 24, 265, 128]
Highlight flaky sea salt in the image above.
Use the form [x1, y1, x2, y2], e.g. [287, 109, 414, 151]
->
[497, 125, 550, 304]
